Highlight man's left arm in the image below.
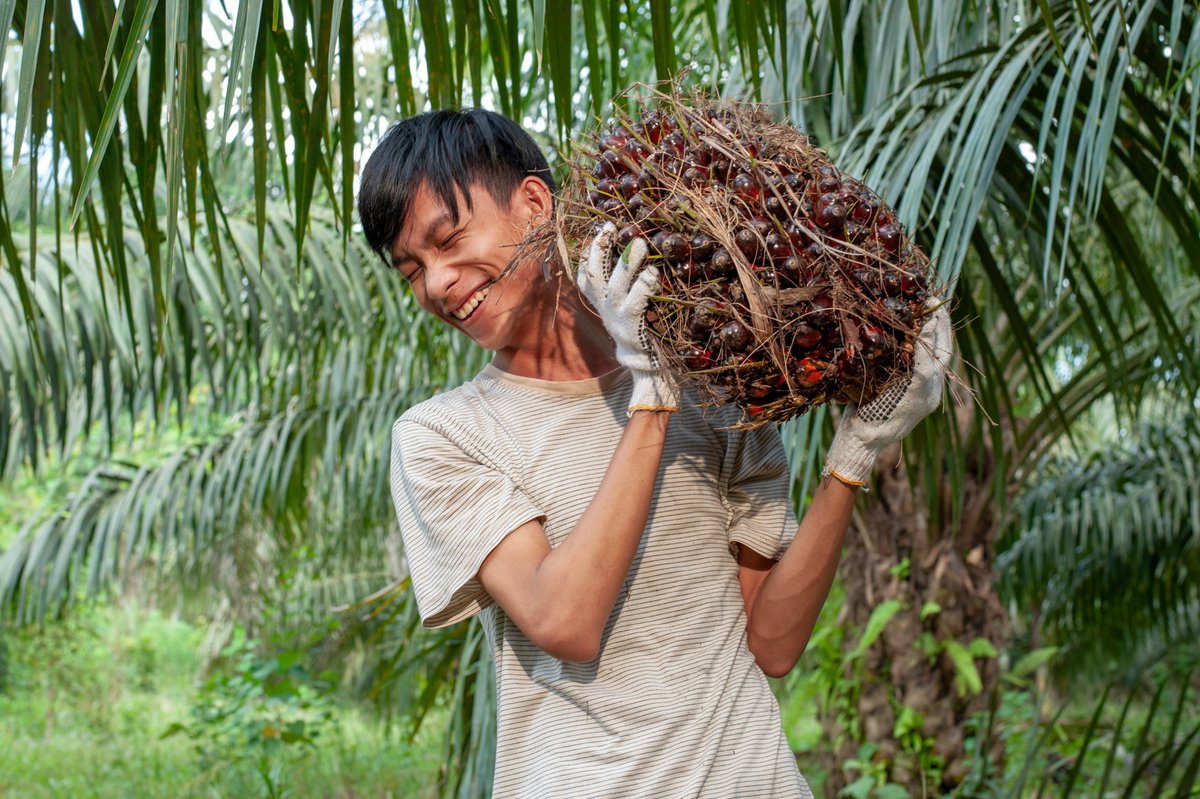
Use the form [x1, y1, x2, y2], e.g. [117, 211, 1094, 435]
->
[739, 303, 953, 678]
[738, 476, 856, 678]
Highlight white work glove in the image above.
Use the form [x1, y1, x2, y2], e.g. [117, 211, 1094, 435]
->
[577, 223, 681, 415]
[823, 302, 953, 486]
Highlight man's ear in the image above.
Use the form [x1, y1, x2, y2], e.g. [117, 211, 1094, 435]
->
[512, 175, 554, 223]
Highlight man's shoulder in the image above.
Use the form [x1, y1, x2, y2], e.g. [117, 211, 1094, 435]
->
[397, 377, 489, 428]
[392, 373, 520, 464]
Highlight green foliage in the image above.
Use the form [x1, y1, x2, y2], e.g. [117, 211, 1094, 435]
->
[0, 600, 445, 798]
[839, 744, 912, 799]
[951, 651, 1200, 799]
[163, 626, 338, 798]
[1000, 412, 1200, 676]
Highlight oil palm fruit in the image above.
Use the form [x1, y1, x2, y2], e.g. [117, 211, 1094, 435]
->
[562, 90, 939, 424]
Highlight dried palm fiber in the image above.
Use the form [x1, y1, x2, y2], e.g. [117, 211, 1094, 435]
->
[548, 86, 941, 426]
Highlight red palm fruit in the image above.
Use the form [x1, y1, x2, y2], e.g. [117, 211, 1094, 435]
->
[797, 358, 826, 385]
[716, 319, 752, 351]
[602, 149, 629, 175]
[642, 112, 665, 143]
[576, 100, 934, 423]
[853, 267, 882, 294]
[672, 260, 701, 282]
[662, 131, 686, 155]
[860, 325, 888, 360]
[880, 297, 913, 327]
[766, 232, 792, 262]
[690, 234, 718, 262]
[623, 138, 652, 164]
[618, 173, 640, 198]
[706, 248, 734, 278]
[810, 290, 836, 326]
[636, 170, 658, 195]
[732, 173, 762, 203]
[689, 299, 726, 335]
[649, 150, 683, 178]
[815, 203, 847, 231]
[852, 196, 879, 223]
[756, 267, 779, 286]
[685, 144, 712, 168]
[748, 216, 773, 238]
[617, 224, 644, 248]
[792, 322, 822, 349]
[678, 345, 713, 370]
[746, 379, 773, 399]
[660, 234, 691, 263]
[838, 349, 864, 382]
[899, 270, 927, 296]
[599, 130, 629, 152]
[735, 227, 761, 258]
[784, 221, 809, 248]
[764, 194, 788, 218]
[881, 269, 903, 296]
[876, 223, 901, 252]
[778, 255, 804, 286]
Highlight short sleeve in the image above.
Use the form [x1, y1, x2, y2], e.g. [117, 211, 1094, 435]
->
[722, 422, 797, 560]
[389, 417, 545, 628]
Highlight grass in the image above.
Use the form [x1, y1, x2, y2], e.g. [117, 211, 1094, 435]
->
[0, 599, 445, 799]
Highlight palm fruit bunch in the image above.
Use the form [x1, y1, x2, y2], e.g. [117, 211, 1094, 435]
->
[562, 89, 938, 425]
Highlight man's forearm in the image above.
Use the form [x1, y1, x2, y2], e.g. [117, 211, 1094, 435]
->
[745, 477, 858, 677]
[532, 411, 670, 641]
[477, 410, 671, 662]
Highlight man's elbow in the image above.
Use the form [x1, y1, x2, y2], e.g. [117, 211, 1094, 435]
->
[528, 619, 602, 664]
[756, 653, 800, 679]
[749, 634, 808, 678]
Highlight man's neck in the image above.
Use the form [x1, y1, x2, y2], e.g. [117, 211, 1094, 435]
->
[491, 292, 620, 381]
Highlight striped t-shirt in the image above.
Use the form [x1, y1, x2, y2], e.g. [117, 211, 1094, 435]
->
[390, 364, 814, 798]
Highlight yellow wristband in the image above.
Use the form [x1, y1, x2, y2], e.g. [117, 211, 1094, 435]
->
[824, 466, 868, 491]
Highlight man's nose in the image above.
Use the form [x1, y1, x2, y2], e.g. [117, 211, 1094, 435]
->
[422, 256, 459, 304]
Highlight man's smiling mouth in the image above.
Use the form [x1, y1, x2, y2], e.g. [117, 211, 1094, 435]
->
[453, 285, 492, 320]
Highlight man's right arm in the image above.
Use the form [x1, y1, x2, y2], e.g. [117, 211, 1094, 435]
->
[476, 410, 670, 663]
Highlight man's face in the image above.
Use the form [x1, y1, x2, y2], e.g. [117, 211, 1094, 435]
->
[389, 180, 553, 354]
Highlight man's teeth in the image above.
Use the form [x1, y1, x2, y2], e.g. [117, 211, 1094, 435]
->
[453, 286, 490, 320]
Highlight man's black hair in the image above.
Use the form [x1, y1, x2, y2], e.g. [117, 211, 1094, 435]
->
[357, 109, 556, 262]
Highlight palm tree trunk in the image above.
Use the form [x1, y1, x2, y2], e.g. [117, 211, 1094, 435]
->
[820, 434, 1006, 794]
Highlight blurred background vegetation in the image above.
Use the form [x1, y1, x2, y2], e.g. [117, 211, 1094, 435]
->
[1, 0, 1198, 796]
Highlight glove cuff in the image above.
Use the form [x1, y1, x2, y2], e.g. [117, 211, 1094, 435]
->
[823, 432, 880, 486]
[627, 371, 681, 417]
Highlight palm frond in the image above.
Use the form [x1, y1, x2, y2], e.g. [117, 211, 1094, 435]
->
[998, 410, 1200, 674]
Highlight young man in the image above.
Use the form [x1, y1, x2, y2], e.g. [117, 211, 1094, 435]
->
[359, 108, 950, 798]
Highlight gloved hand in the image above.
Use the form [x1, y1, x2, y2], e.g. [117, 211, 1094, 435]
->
[823, 302, 953, 486]
[576, 223, 680, 415]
